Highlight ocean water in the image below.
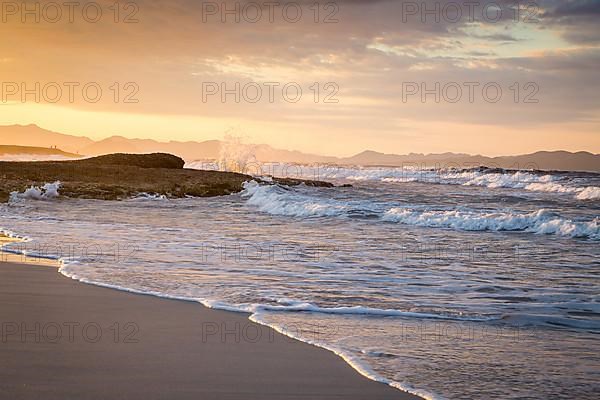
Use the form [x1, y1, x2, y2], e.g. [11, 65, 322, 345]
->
[1, 166, 599, 399]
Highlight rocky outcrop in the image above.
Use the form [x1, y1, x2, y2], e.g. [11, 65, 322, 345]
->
[0, 153, 336, 202]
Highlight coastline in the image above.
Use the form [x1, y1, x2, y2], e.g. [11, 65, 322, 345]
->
[0, 234, 60, 267]
[0, 259, 422, 399]
[0, 154, 334, 203]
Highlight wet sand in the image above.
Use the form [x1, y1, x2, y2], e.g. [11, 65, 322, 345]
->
[0, 261, 421, 400]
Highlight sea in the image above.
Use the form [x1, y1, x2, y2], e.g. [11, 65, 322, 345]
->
[1, 161, 599, 399]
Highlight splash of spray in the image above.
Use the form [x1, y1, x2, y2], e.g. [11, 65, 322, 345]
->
[218, 131, 257, 173]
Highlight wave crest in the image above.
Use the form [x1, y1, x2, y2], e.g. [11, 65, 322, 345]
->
[10, 181, 61, 202]
[242, 181, 599, 239]
[383, 208, 599, 239]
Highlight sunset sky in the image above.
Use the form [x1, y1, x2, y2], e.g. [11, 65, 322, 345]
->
[1, 0, 599, 156]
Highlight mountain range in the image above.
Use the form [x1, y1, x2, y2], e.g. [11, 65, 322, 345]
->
[1, 124, 599, 172]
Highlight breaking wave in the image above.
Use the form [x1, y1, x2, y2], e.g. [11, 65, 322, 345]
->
[241, 181, 600, 239]
[241, 180, 349, 217]
[337, 168, 600, 200]
[9, 181, 61, 202]
[576, 186, 600, 200]
[189, 161, 600, 201]
[382, 208, 599, 239]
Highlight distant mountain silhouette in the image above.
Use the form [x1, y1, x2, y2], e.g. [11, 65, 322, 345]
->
[1, 124, 598, 172]
[341, 150, 600, 172]
[0, 124, 93, 154]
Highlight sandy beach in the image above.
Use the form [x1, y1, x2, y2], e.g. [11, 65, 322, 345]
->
[1, 0, 598, 396]
[0, 261, 420, 400]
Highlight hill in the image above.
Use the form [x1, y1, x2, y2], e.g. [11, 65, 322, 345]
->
[0, 125, 93, 153]
[340, 150, 600, 172]
[1, 124, 598, 172]
[0, 145, 81, 158]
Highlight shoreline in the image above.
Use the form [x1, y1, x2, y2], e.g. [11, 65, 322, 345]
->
[0, 258, 423, 399]
[0, 233, 60, 267]
[59, 264, 432, 400]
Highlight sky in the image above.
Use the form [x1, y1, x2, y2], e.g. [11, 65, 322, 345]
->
[0, 0, 599, 156]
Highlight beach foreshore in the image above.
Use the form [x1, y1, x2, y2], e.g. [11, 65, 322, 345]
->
[0, 261, 421, 400]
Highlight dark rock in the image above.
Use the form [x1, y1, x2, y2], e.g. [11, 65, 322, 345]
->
[77, 153, 185, 169]
[271, 177, 334, 188]
[0, 153, 336, 202]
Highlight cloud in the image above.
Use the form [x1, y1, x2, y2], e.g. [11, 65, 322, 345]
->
[0, 0, 597, 153]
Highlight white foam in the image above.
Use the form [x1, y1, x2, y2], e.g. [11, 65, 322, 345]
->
[392, 169, 597, 201]
[241, 180, 347, 217]
[241, 181, 599, 240]
[10, 181, 61, 202]
[188, 160, 599, 201]
[236, 299, 497, 322]
[0, 228, 29, 241]
[460, 171, 553, 189]
[576, 186, 600, 200]
[53, 259, 440, 400]
[383, 208, 599, 239]
[411, 170, 599, 201]
[129, 192, 169, 201]
[249, 312, 441, 400]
